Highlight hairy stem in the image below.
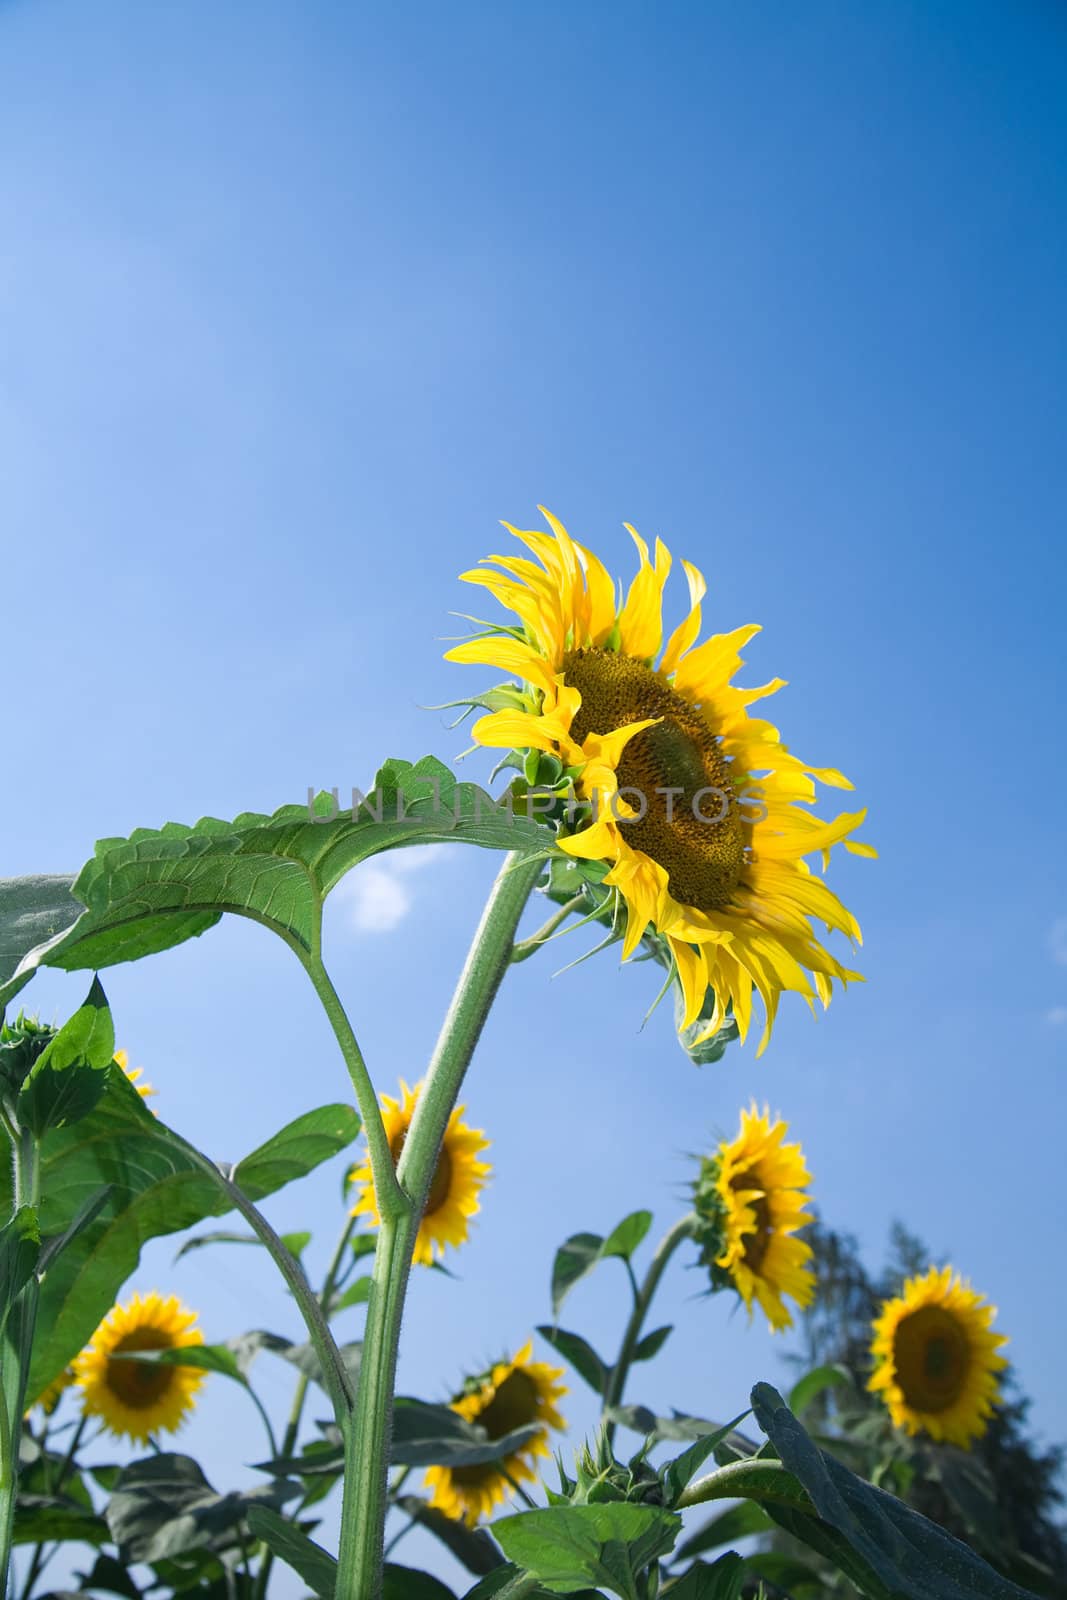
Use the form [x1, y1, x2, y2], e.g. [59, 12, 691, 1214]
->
[336, 851, 544, 1600]
[0, 1131, 41, 1600]
[602, 1212, 696, 1449]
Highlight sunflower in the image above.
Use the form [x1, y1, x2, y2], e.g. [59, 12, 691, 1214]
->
[348, 1079, 491, 1266]
[446, 509, 874, 1053]
[425, 1340, 567, 1524]
[72, 1291, 206, 1443]
[869, 1266, 1008, 1448]
[114, 1048, 155, 1100]
[692, 1103, 815, 1331]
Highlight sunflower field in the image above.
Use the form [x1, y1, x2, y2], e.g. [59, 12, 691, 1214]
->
[1, 511, 1060, 1600]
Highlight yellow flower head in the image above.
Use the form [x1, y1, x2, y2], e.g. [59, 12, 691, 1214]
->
[869, 1266, 1008, 1448]
[693, 1103, 815, 1332]
[425, 1339, 567, 1525]
[114, 1048, 155, 1101]
[446, 509, 874, 1054]
[72, 1291, 205, 1443]
[348, 1079, 491, 1266]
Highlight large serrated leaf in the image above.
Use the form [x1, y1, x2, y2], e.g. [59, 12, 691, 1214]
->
[492, 1503, 681, 1598]
[17, 976, 114, 1135]
[246, 1505, 337, 1598]
[0, 1068, 359, 1399]
[0, 758, 551, 1009]
[0, 875, 79, 992]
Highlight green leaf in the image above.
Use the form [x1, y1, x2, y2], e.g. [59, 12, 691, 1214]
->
[550, 1232, 604, 1318]
[391, 1398, 541, 1468]
[673, 985, 740, 1068]
[751, 1383, 1038, 1600]
[233, 1104, 361, 1195]
[673, 1500, 772, 1563]
[787, 1363, 853, 1417]
[330, 1275, 372, 1311]
[661, 1413, 750, 1507]
[106, 1453, 300, 1564]
[281, 1230, 312, 1257]
[0, 874, 79, 1004]
[75, 1553, 143, 1598]
[535, 1326, 609, 1394]
[0, 1205, 40, 1331]
[662, 1554, 743, 1600]
[17, 977, 114, 1136]
[76, 1548, 143, 1600]
[741, 1548, 824, 1591]
[12, 1495, 111, 1547]
[131, 1343, 247, 1383]
[492, 1503, 681, 1598]
[1, 758, 551, 1007]
[247, 1504, 337, 1598]
[631, 1325, 672, 1363]
[601, 1211, 652, 1262]
[383, 1565, 457, 1600]
[395, 1496, 506, 1577]
[0, 1071, 361, 1399]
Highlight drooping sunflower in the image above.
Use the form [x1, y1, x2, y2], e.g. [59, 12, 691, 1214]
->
[692, 1103, 815, 1331]
[72, 1291, 206, 1443]
[114, 1048, 155, 1100]
[348, 1079, 491, 1266]
[869, 1266, 1008, 1448]
[425, 1339, 567, 1524]
[446, 509, 874, 1053]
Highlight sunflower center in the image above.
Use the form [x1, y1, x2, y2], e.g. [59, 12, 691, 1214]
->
[105, 1330, 176, 1409]
[450, 1369, 539, 1490]
[893, 1306, 971, 1414]
[562, 648, 745, 914]
[731, 1171, 772, 1274]
[390, 1127, 453, 1216]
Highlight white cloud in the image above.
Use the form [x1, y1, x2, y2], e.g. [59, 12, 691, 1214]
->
[1046, 1006, 1067, 1027]
[1051, 918, 1067, 966]
[338, 846, 454, 934]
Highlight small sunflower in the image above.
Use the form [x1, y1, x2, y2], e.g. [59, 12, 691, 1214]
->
[348, 1079, 491, 1266]
[446, 509, 874, 1053]
[692, 1103, 815, 1331]
[425, 1340, 567, 1524]
[72, 1291, 205, 1443]
[869, 1266, 1008, 1448]
[114, 1048, 155, 1100]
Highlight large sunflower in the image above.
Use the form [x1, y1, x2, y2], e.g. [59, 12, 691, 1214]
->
[692, 1103, 815, 1331]
[72, 1291, 206, 1443]
[348, 1079, 491, 1266]
[869, 1266, 1008, 1448]
[446, 509, 874, 1053]
[425, 1340, 567, 1524]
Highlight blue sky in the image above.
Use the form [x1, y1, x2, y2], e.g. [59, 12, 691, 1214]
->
[2, 0, 1066, 1591]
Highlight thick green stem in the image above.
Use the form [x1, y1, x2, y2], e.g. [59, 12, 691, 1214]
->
[509, 894, 585, 962]
[253, 1216, 357, 1600]
[602, 1213, 696, 1449]
[336, 851, 544, 1600]
[1, 1132, 41, 1600]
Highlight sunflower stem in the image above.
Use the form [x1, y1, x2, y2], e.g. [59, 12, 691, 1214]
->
[303, 954, 405, 1223]
[0, 1130, 41, 1600]
[601, 1212, 696, 1450]
[336, 850, 543, 1600]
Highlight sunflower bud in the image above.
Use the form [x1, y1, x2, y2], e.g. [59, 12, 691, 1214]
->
[0, 1013, 55, 1109]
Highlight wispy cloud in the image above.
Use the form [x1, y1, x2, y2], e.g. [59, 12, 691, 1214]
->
[337, 847, 454, 934]
[1051, 918, 1067, 966]
[1045, 1006, 1067, 1028]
